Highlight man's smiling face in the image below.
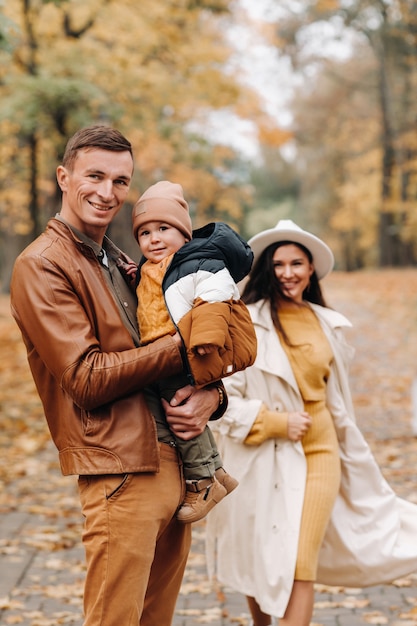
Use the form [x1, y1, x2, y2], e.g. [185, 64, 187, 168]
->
[57, 147, 134, 244]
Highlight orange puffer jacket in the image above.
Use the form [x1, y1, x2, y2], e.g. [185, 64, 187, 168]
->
[178, 297, 257, 388]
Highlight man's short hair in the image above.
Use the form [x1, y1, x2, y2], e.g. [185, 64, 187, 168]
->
[62, 125, 133, 170]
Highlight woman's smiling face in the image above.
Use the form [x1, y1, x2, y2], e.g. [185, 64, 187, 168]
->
[272, 243, 314, 303]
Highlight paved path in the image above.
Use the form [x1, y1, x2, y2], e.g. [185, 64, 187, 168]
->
[1, 450, 417, 626]
[2, 271, 417, 625]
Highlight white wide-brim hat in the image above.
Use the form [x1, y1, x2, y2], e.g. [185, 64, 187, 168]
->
[248, 219, 334, 280]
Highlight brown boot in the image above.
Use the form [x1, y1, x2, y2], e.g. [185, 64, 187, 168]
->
[176, 476, 227, 524]
[214, 467, 239, 494]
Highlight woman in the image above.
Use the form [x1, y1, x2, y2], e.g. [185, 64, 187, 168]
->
[206, 220, 417, 626]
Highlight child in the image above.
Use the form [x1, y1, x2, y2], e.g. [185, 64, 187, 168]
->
[130, 180, 257, 523]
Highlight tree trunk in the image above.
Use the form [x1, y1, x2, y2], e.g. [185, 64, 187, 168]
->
[28, 133, 41, 238]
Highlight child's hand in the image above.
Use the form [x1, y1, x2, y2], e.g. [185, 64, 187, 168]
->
[124, 262, 138, 278]
[195, 344, 216, 355]
[117, 258, 138, 286]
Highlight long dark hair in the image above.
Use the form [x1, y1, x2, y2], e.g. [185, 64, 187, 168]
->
[241, 241, 328, 340]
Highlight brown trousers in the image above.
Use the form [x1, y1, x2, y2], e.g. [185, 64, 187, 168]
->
[78, 443, 191, 625]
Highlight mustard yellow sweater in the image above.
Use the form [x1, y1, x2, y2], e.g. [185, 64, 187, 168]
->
[136, 255, 176, 345]
[245, 305, 332, 444]
[245, 305, 341, 580]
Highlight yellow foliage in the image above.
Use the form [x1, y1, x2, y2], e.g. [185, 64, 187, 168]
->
[314, 0, 341, 13]
[1, 0, 277, 237]
[258, 124, 293, 148]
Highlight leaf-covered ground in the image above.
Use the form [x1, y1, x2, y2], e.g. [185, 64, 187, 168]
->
[1, 269, 417, 625]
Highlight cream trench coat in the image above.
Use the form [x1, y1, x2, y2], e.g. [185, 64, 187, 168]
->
[205, 299, 417, 618]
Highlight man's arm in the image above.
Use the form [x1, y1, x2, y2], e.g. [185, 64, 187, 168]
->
[11, 252, 183, 411]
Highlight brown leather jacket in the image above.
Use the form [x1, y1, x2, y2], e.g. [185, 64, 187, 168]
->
[10, 219, 185, 476]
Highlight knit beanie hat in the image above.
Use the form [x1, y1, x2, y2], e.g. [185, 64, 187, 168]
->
[132, 181, 193, 240]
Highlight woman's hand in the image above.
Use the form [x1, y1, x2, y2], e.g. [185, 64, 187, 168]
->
[287, 411, 312, 441]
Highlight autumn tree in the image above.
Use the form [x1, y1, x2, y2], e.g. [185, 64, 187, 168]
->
[0, 0, 286, 289]
[261, 0, 417, 268]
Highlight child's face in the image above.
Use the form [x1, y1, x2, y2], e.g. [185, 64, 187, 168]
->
[137, 221, 188, 263]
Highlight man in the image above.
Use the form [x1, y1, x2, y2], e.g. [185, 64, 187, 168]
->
[10, 125, 226, 626]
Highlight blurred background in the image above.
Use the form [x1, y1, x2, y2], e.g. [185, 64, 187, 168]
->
[1, 0, 417, 291]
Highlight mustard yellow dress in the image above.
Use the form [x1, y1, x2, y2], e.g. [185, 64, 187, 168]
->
[279, 305, 341, 581]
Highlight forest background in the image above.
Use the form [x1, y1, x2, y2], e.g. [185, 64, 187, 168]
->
[1, 0, 417, 292]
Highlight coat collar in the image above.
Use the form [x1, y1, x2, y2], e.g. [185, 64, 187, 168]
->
[247, 299, 352, 394]
[309, 302, 352, 330]
[249, 299, 351, 331]
[248, 300, 298, 391]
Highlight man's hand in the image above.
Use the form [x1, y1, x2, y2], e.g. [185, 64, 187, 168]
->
[161, 385, 218, 440]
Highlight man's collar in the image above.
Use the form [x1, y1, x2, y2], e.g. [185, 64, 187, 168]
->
[55, 213, 102, 256]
